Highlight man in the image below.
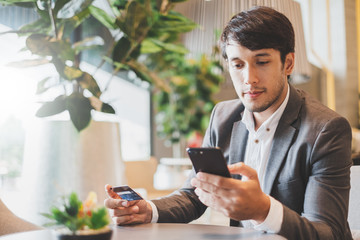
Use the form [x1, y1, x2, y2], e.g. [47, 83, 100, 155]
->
[105, 6, 353, 239]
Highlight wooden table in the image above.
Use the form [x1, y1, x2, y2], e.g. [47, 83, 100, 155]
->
[0, 223, 286, 240]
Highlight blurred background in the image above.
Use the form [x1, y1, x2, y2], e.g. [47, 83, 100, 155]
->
[0, 0, 359, 226]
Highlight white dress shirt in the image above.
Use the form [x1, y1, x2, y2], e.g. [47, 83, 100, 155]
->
[241, 84, 290, 233]
[150, 85, 290, 231]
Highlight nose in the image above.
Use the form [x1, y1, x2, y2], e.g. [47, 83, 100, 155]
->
[243, 65, 258, 85]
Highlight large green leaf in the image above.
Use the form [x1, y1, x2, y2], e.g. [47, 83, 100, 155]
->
[101, 102, 115, 114]
[0, 0, 35, 6]
[64, 66, 84, 80]
[77, 72, 101, 98]
[123, 1, 151, 41]
[112, 36, 131, 64]
[149, 38, 188, 54]
[36, 77, 52, 94]
[88, 5, 117, 29]
[154, 11, 197, 33]
[26, 34, 75, 61]
[51, 57, 67, 79]
[26, 34, 53, 56]
[35, 95, 67, 117]
[51, 39, 75, 62]
[66, 93, 92, 131]
[140, 39, 162, 54]
[57, 0, 94, 19]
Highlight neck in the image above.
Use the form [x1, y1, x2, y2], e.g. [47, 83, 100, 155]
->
[253, 113, 270, 131]
[252, 84, 289, 131]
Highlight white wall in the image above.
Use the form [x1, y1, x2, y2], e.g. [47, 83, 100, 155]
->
[296, 0, 359, 126]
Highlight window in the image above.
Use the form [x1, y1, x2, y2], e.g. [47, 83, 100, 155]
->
[0, 15, 151, 219]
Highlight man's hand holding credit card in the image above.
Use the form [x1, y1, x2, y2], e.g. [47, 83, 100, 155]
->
[104, 184, 153, 225]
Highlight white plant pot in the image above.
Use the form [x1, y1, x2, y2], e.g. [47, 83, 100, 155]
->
[21, 119, 126, 225]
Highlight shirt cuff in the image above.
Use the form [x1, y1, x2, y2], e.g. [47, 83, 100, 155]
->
[251, 196, 283, 233]
[148, 200, 159, 223]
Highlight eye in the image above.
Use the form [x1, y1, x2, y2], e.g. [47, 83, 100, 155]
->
[231, 62, 244, 69]
[257, 61, 269, 65]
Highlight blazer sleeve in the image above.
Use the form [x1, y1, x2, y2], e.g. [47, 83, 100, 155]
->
[150, 103, 229, 223]
[151, 180, 207, 223]
[151, 100, 242, 223]
[278, 116, 353, 240]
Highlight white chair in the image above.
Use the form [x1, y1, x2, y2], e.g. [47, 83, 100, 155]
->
[349, 164, 360, 239]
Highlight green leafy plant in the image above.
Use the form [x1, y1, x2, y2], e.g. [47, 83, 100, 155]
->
[154, 53, 224, 144]
[89, 0, 224, 144]
[1, 0, 115, 131]
[1, 0, 224, 143]
[42, 192, 110, 234]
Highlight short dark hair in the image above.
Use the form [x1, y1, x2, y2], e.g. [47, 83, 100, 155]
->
[220, 6, 295, 63]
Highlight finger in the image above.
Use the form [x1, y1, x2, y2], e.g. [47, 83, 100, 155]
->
[191, 176, 218, 194]
[104, 197, 128, 209]
[194, 187, 211, 205]
[195, 172, 236, 190]
[126, 200, 140, 207]
[105, 184, 121, 199]
[194, 188, 224, 212]
[228, 162, 258, 180]
[113, 205, 140, 217]
[113, 215, 134, 225]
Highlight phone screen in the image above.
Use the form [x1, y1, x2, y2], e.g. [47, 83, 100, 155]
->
[112, 185, 143, 201]
[186, 147, 231, 178]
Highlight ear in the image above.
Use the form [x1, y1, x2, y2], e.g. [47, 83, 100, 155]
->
[284, 52, 295, 75]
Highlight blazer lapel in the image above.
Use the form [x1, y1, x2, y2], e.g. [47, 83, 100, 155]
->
[229, 121, 248, 165]
[262, 85, 303, 195]
[229, 118, 248, 180]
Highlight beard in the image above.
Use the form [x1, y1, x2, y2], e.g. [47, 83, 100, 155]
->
[240, 77, 286, 113]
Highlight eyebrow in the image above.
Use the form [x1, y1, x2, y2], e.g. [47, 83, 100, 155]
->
[255, 53, 271, 57]
[228, 53, 271, 62]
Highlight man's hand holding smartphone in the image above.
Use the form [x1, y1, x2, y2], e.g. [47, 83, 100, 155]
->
[104, 184, 153, 225]
[188, 148, 271, 224]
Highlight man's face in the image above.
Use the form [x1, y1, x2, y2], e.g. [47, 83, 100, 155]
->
[226, 42, 294, 116]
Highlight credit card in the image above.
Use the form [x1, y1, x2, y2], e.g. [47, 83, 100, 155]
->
[112, 185, 143, 201]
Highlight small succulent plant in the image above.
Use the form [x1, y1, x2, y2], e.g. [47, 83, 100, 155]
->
[42, 192, 110, 235]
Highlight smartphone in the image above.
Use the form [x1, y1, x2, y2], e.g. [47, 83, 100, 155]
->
[112, 185, 143, 201]
[186, 147, 231, 178]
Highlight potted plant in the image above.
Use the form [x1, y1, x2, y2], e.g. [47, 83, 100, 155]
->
[42, 192, 112, 240]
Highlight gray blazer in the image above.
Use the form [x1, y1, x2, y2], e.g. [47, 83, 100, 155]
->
[152, 85, 353, 240]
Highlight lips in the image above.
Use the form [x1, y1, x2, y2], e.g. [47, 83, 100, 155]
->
[244, 89, 264, 98]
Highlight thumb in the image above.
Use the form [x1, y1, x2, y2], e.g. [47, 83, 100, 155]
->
[105, 184, 121, 199]
[228, 162, 258, 180]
